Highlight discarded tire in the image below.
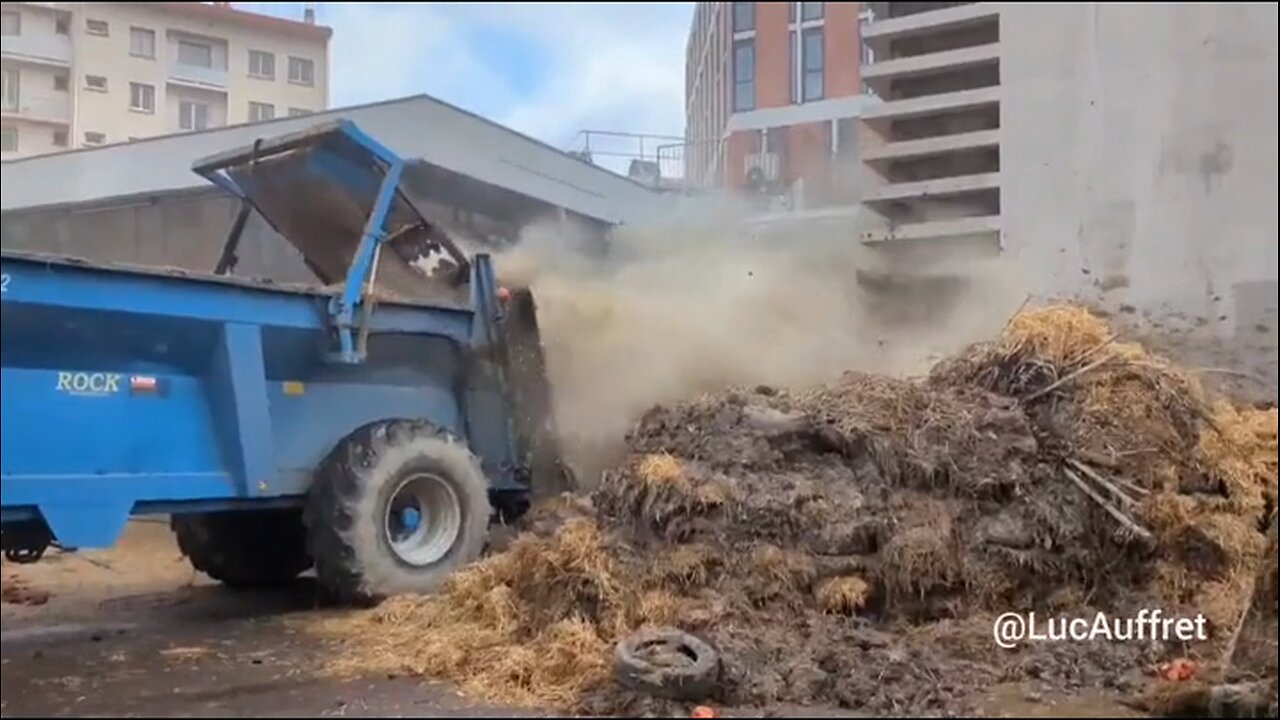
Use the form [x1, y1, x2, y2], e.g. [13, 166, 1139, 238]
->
[305, 420, 492, 605]
[172, 509, 311, 589]
[615, 627, 720, 701]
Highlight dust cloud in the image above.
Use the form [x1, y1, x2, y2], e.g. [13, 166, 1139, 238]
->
[496, 207, 1028, 483]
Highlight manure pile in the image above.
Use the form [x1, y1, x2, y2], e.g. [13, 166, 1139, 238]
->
[318, 305, 1277, 716]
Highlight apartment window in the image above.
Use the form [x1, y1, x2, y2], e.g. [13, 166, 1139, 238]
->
[179, 100, 209, 131]
[53, 73, 68, 91]
[178, 39, 214, 68]
[836, 117, 857, 157]
[130, 27, 156, 59]
[83, 131, 106, 145]
[288, 56, 314, 86]
[248, 49, 275, 79]
[801, 2, 824, 21]
[802, 27, 824, 102]
[129, 82, 155, 113]
[248, 101, 274, 122]
[731, 2, 754, 33]
[2, 68, 18, 111]
[86, 18, 109, 36]
[1, 127, 16, 153]
[1, 11, 20, 36]
[733, 39, 755, 112]
[287, 107, 311, 118]
[55, 14, 69, 35]
[85, 74, 108, 92]
[789, 31, 797, 103]
[859, 9, 876, 94]
[53, 129, 68, 147]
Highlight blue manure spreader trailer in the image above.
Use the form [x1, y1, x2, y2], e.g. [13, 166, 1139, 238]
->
[0, 121, 566, 603]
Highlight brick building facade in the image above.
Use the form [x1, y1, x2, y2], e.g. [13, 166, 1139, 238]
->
[683, 1, 871, 204]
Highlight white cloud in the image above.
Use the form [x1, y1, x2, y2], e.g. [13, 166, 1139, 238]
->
[311, 2, 694, 174]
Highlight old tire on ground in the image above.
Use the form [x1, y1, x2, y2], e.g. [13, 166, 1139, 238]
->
[615, 627, 721, 701]
[305, 420, 492, 605]
[171, 509, 311, 589]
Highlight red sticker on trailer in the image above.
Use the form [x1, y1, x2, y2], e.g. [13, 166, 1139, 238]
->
[130, 376, 159, 395]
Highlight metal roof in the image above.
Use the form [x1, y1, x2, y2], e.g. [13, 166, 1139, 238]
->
[0, 94, 660, 224]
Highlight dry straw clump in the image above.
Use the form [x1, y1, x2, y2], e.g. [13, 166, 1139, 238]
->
[1197, 403, 1278, 514]
[320, 518, 627, 708]
[815, 576, 872, 615]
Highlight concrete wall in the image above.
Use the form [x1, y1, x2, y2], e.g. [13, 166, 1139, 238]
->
[0, 182, 613, 287]
[1001, 3, 1279, 400]
[0, 190, 315, 282]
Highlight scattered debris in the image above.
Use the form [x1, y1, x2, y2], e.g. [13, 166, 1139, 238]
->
[1158, 658, 1199, 683]
[159, 646, 212, 661]
[317, 305, 1277, 716]
[614, 627, 720, 701]
[1, 576, 52, 607]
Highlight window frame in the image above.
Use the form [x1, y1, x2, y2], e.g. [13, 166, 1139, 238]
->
[83, 131, 106, 146]
[789, 30, 797, 103]
[179, 100, 210, 131]
[801, 2, 824, 21]
[731, 2, 755, 33]
[84, 74, 108, 92]
[129, 27, 156, 59]
[129, 82, 155, 114]
[802, 27, 824, 102]
[1, 126, 18, 154]
[85, 18, 109, 36]
[2, 68, 19, 111]
[248, 49, 275, 80]
[732, 38, 755, 112]
[248, 101, 275, 122]
[287, 56, 315, 86]
[177, 39, 214, 68]
[1, 10, 20, 37]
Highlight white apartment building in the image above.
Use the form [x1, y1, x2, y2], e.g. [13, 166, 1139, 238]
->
[1, 1, 330, 159]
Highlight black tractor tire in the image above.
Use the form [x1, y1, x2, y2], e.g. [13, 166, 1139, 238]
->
[614, 627, 721, 701]
[305, 420, 492, 605]
[171, 509, 311, 589]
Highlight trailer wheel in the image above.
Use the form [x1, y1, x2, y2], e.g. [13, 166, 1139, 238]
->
[306, 421, 492, 605]
[171, 509, 311, 589]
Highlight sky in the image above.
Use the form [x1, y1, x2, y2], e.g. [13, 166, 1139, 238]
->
[240, 2, 695, 173]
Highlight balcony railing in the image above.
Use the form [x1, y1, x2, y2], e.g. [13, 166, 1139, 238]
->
[3, 91, 70, 123]
[0, 32, 72, 65]
[168, 62, 228, 89]
[656, 138, 727, 190]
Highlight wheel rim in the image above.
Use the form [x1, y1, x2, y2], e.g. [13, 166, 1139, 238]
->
[384, 472, 462, 567]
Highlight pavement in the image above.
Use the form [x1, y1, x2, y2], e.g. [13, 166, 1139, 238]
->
[0, 520, 543, 718]
[1, 521, 1148, 719]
